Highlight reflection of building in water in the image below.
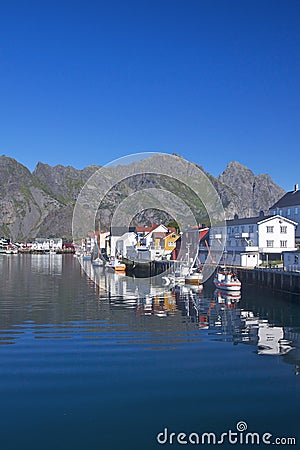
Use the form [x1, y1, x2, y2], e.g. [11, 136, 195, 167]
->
[234, 311, 293, 356]
[282, 330, 300, 375]
[257, 323, 292, 355]
[136, 292, 177, 318]
[179, 287, 295, 358]
[30, 254, 63, 275]
[83, 262, 178, 318]
[82, 261, 300, 371]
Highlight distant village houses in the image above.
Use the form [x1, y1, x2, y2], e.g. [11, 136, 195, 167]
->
[30, 238, 63, 251]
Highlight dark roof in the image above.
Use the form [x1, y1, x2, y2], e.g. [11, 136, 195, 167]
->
[270, 189, 300, 209]
[226, 215, 274, 226]
[110, 226, 136, 236]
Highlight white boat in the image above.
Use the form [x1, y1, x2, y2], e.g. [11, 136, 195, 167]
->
[182, 244, 203, 285]
[213, 268, 241, 291]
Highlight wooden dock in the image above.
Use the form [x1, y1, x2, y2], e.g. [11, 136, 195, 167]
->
[236, 267, 300, 295]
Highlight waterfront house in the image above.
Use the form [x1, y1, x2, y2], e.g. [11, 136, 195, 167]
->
[134, 224, 177, 260]
[270, 184, 300, 244]
[108, 227, 136, 257]
[0, 238, 10, 252]
[137, 224, 170, 246]
[209, 213, 297, 267]
[89, 231, 110, 253]
[163, 232, 180, 257]
[115, 232, 138, 258]
[31, 238, 63, 251]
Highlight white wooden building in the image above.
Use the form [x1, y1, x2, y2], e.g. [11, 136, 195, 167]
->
[31, 238, 63, 251]
[209, 214, 297, 267]
[270, 184, 300, 243]
[115, 232, 138, 258]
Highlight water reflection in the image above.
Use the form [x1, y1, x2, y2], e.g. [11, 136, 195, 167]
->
[0, 255, 300, 373]
[87, 262, 300, 370]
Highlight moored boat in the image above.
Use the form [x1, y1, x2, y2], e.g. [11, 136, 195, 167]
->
[213, 268, 241, 291]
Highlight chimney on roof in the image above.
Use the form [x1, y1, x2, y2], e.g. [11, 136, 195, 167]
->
[259, 210, 264, 218]
[294, 184, 299, 192]
[234, 213, 239, 220]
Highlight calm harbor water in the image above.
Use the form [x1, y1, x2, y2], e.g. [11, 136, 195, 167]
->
[0, 254, 300, 450]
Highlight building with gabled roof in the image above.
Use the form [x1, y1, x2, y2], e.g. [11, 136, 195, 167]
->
[209, 213, 297, 267]
[270, 184, 300, 243]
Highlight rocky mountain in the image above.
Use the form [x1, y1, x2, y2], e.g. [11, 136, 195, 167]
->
[216, 161, 285, 218]
[0, 154, 285, 241]
[0, 156, 61, 240]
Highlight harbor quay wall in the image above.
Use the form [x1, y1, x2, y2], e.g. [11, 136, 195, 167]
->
[125, 259, 178, 277]
[235, 267, 300, 295]
[125, 259, 300, 295]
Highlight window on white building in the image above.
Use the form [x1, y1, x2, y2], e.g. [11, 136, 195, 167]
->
[273, 210, 276, 215]
[266, 226, 274, 233]
[280, 240, 287, 248]
[279, 209, 283, 215]
[267, 240, 274, 247]
[280, 226, 287, 233]
[295, 207, 299, 215]
[287, 208, 291, 216]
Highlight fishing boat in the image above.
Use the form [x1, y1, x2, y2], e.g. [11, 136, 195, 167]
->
[213, 268, 241, 291]
[181, 244, 204, 285]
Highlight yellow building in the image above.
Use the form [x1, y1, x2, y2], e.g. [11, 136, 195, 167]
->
[164, 232, 180, 252]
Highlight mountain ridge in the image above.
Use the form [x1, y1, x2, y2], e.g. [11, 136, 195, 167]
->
[0, 154, 285, 241]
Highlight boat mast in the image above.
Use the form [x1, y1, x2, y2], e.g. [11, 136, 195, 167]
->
[97, 219, 101, 258]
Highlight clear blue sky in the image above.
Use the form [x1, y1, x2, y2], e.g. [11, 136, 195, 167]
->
[0, 0, 299, 191]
